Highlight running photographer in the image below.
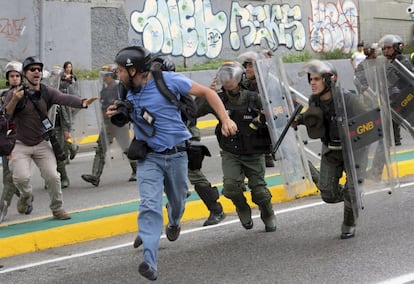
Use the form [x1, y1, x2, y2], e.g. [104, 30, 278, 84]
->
[4, 56, 97, 220]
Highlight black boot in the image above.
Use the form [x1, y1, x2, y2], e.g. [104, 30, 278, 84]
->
[236, 206, 253, 230]
[259, 202, 276, 232]
[81, 174, 100, 187]
[340, 188, 356, 239]
[194, 183, 225, 226]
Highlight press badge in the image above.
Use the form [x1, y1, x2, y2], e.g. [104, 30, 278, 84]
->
[141, 107, 155, 126]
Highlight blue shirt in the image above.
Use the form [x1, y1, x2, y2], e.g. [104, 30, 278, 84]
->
[127, 71, 192, 152]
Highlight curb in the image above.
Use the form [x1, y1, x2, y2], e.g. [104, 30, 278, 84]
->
[0, 175, 318, 258]
[1, 125, 414, 258]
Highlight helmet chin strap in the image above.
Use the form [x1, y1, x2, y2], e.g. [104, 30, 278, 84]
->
[23, 74, 36, 87]
[127, 69, 147, 94]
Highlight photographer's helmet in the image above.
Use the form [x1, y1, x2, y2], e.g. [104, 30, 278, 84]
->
[378, 34, 404, 55]
[216, 61, 245, 89]
[4, 61, 22, 80]
[299, 59, 337, 91]
[22, 56, 44, 71]
[100, 64, 117, 79]
[151, 56, 176, 72]
[114, 46, 152, 73]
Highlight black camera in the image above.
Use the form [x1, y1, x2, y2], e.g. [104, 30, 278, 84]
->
[41, 117, 66, 162]
[111, 100, 133, 127]
[22, 84, 40, 100]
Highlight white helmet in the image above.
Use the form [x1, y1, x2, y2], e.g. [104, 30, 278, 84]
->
[4, 61, 22, 79]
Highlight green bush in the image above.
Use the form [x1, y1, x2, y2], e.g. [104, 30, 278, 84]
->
[317, 48, 349, 60]
[176, 58, 224, 72]
[282, 50, 313, 63]
[0, 78, 6, 89]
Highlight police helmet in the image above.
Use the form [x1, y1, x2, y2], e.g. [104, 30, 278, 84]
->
[216, 61, 245, 86]
[100, 64, 117, 79]
[115, 46, 152, 73]
[378, 34, 404, 54]
[50, 65, 63, 76]
[299, 59, 337, 87]
[4, 61, 22, 79]
[22, 56, 44, 71]
[238, 51, 260, 67]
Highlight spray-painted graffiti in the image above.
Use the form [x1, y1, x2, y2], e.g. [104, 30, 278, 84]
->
[0, 17, 26, 41]
[308, 0, 358, 53]
[130, 0, 227, 58]
[229, 2, 306, 51]
[407, 1, 414, 20]
[129, 0, 358, 58]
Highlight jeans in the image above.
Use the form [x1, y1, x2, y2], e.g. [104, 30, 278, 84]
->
[137, 150, 188, 270]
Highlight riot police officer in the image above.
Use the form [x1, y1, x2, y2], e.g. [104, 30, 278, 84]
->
[0, 61, 22, 223]
[197, 61, 276, 232]
[238, 51, 275, 168]
[379, 34, 414, 146]
[81, 64, 137, 186]
[293, 60, 365, 239]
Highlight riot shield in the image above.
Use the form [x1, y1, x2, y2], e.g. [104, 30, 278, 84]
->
[388, 58, 414, 138]
[43, 66, 63, 126]
[334, 57, 398, 219]
[69, 80, 100, 149]
[254, 57, 313, 198]
[95, 68, 134, 167]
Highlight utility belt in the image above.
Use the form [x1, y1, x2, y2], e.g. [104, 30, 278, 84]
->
[148, 142, 187, 155]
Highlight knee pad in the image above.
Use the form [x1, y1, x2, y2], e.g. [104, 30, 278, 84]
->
[319, 185, 344, 204]
[222, 182, 243, 199]
[251, 187, 272, 205]
[194, 183, 219, 201]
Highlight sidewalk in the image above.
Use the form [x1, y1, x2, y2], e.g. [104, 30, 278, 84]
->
[1, 120, 414, 258]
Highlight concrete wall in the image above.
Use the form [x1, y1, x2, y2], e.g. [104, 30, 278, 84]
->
[1, 0, 413, 71]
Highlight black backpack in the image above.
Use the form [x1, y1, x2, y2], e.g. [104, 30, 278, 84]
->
[118, 69, 197, 127]
[151, 69, 197, 127]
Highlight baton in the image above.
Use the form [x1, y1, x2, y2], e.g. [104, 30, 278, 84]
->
[271, 103, 304, 159]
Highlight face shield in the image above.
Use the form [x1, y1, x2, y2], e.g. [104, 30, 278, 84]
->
[99, 64, 117, 89]
[378, 34, 402, 48]
[216, 61, 245, 90]
[298, 59, 333, 78]
[238, 51, 260, 66]
[48, 65, 63, 89]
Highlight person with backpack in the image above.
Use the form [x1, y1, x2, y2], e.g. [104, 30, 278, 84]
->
[0, 61, 22, 223]
[107, 46, 237, 281]
[150, 56, 226, 227]
[197, 61, 276, 234]
[4, 56, 97, 221]
[81, 64, 137, 187]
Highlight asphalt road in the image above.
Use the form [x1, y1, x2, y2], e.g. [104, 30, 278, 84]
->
[1, 126, 414, 283]
[1, 186, 414, 283]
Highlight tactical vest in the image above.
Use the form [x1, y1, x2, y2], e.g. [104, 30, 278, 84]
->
[309, 94, 341, 148]
[215, 91, 272, 155]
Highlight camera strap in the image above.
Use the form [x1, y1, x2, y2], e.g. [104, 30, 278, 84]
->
[27, 95, 49, 123]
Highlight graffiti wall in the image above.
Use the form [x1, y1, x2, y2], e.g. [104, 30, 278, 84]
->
[127, 0, 359, 58]
[0, 0, 37, 66]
